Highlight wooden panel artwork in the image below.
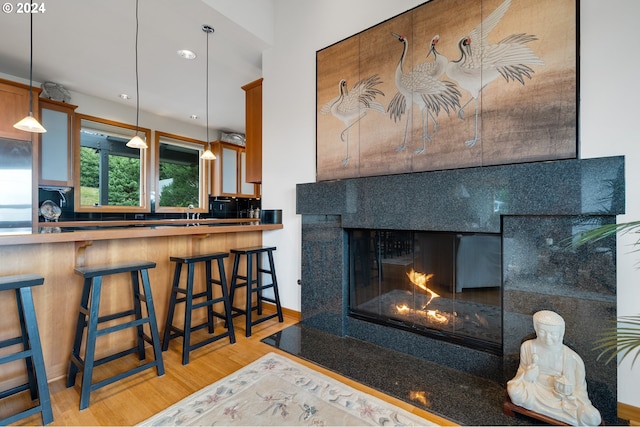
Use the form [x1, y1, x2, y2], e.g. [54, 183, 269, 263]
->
[316, 0, 577, 181]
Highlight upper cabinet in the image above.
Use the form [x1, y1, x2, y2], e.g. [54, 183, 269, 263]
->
[242, 78, 262, 184]
[0, 78, 41, 141]
[39, 98, 77, 186]
[211, 141, 259, 198]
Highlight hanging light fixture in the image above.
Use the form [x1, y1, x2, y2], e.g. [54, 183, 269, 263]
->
[13, 12, 46, 133]
[126, 0, 147, 149]
[201, 24, 216, 160]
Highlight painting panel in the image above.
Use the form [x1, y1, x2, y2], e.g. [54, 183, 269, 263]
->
[316, 0, 577, 181]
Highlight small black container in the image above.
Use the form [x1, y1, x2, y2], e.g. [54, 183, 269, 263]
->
[261, 209, 282, 224]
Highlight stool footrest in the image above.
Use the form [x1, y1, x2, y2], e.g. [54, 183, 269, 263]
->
[188, 332, 233, 352]
[96, 317, 152, 337]
[1, 404, 48, 426]
[0, 349, 33, 365]
[90, 359, 162, 394]
[98, 308, 136, 324]
[250, 312, 280, 326]
[0, 383, 30, 400]
[94, 346, 141, 367]
[0, 336, 24, 350]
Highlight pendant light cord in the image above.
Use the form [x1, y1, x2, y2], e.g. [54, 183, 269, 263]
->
[134, 0, 140, 135]
[206, 27, 209, 144]
[28, 12, 34, 115]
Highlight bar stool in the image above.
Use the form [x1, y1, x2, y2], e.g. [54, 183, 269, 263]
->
[67, 261, 165, 410]
[228, 246, 284, 337]
[162, 252, 236, 365]
[0, 274, 53, 425]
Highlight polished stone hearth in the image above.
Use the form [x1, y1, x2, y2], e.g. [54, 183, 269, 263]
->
[295, 156, 625, 425]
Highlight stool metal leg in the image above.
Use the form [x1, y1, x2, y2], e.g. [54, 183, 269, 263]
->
[162, 263, 183, 351]
[18, 286, 54, 425]
[204, 260, 215, 334]
[245, 253, 254, 337]
[139, 268, 165, 376]
[67, 277, 92, 388]
[216, 257, 236, 344]
[130, 270, 146, 360]
[182, 263, 195, 365]
[80, 276, 103, 410]
[228, 253, 241, 314]
[255, 252, 263, 316]
[267, 249, 284, 322]
[15, 288, 38, 401]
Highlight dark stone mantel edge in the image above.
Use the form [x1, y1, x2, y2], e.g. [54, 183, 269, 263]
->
[297, 156, 625, 233]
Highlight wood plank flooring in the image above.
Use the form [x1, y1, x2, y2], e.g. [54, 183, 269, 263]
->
[3, 312, 454, 426]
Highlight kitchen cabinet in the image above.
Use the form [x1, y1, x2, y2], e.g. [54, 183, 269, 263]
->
[242, 78, 262, 184]
[212, 141, 259, 198]
[0, 77, 42, 141]
[39, 98, 77, 186]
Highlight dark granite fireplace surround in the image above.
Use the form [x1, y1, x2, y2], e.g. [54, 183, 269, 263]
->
[295, 156, 625, 424]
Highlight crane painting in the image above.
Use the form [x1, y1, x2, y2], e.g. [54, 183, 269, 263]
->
[316, 0, 576, 182]
[320, 75, 385, 165]
[387, 33, 461, 153]
[445, 0, 544, 147]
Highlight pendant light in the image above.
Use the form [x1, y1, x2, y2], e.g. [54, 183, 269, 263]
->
[200, 24, 216, 160]
[13, 12, 46, 133]
[126, 0, 147, 149]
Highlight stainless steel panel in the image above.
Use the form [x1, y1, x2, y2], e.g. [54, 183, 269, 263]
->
[0, 137, 33, 233]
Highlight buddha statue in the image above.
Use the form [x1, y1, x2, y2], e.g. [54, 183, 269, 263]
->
[507, 310, 601, 426]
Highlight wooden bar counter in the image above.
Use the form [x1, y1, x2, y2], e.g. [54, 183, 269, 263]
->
[0, 219, 283, 391]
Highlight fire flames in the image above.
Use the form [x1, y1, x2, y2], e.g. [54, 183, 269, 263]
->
[395, 269, 449, 324]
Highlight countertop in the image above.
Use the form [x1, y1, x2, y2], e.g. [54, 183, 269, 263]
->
[0, 218, 283, 246]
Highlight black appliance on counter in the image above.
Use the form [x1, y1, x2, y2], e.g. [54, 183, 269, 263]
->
[208, 196, 261, 219]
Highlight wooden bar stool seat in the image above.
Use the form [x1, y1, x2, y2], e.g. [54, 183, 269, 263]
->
[0, 274, 53, 425]
[162, 252, 236, 365]
[228, 246, 284, 337]
[66, 261, 165, 410]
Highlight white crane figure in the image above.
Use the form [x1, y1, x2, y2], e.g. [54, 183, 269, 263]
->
[445, 0, 544, 147]
[388, 33, 461, 153]
[321, 75, 385, 165]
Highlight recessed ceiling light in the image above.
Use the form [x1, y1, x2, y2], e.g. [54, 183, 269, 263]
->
[190, 114, 198, 120]
[178, 49, 196, 60]
[119, 93, 131, 100]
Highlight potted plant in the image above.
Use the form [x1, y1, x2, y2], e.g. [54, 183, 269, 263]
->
[572, 220, 640, 367]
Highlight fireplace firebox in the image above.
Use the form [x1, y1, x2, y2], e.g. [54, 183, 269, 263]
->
[349, 229, 502, 353]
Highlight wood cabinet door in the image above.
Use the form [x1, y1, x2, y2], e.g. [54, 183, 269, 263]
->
[0, 79, 37, 141]
[39, 99, 77, 186]
[242, 78, 262, 184]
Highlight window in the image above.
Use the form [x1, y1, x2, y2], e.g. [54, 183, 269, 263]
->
[154, 131, 209, 213]
[75, 114, 150, 212]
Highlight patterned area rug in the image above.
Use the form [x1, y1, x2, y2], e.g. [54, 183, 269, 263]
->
[138, 352, 438, 426]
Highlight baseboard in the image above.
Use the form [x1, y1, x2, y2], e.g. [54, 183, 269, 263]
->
[262, 302, 301, 321]
[619, 402, 640, 425]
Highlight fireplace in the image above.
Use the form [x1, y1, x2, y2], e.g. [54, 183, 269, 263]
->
[297, 156, 624, 420]
[349, 229, 502, 353]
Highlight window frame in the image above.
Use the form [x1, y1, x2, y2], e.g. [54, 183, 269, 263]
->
[74, 113, 151, 213]
[153, 131, 210, 214]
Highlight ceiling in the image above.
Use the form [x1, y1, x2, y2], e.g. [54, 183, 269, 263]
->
[0, 0, 267, 134]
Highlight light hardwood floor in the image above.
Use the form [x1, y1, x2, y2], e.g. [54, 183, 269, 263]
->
[3, 312, 454, 426]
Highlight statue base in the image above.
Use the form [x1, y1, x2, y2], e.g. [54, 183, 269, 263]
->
[503, 393, 605, 426]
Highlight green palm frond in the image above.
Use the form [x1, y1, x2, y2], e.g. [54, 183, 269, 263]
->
[570, 220, 640, 250]
[593, 315, 640, 367]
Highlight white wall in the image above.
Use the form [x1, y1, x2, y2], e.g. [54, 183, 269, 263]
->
[580, 0, 640, 408]
[261, 0, 640, 408]
[0, 71, 212, 141]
